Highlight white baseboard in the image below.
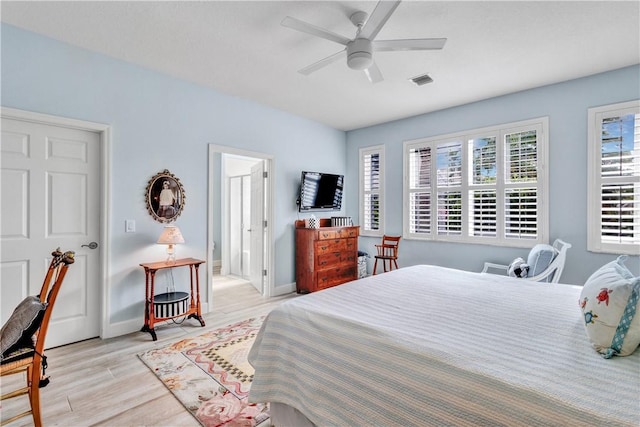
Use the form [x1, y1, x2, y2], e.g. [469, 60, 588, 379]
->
[272, 282, 296, 296]
[102, 318, 141, 339]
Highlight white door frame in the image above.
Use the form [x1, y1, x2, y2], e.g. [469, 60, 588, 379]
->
[1, 107, 111, 339]
[207, 144, 274, 302]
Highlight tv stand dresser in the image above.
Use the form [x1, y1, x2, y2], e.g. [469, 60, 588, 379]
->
[295, 218, 359, 293]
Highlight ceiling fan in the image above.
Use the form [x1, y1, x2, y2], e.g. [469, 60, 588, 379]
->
[282, 0, 446, 84]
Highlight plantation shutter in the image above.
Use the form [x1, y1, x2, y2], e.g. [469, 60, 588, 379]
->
[436, 142, 462, 235]
[599, 112, 640, 246]
[360, 145, 384, 237]
[363, 151, 380, 232]
[504, 129, 539, 240]
[408, 146, 432, 234]
[469, 137, 497, 237]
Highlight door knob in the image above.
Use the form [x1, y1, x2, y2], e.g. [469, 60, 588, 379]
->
[81, 242, 99, 249]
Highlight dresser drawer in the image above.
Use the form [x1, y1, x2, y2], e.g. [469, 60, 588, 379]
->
[344, 237, 357, 251]
[316, 251, 355, 268]
[318, 229, 338, 240]
[335, 228, 358, 239]
[315, 238, 357, 255]
[316, 266, 357, 290]
[317, 226, 359, 240]
[315, 239, 346, 254]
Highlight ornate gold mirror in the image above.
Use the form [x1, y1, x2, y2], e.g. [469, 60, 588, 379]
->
[145, 169, 185, 223]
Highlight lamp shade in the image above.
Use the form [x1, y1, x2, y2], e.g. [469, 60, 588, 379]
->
[157, 225, 185, 245]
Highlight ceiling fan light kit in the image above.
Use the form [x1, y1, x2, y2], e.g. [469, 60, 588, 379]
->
[347, 39, 373, 70]
[282, 0, 445, 83]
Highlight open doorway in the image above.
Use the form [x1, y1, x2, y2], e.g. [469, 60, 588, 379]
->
[207, 145, 274, 308]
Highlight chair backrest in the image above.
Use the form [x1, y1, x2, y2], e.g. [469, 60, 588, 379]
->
[376, 235, 401, 258]
[35, 249, 75, 354]
[527, 239, 571, 283]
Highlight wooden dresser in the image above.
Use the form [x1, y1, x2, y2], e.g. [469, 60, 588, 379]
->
[295, 219, 359, 293]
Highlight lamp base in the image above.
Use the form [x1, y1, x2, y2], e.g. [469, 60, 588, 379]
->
[166, 244, 176, 264]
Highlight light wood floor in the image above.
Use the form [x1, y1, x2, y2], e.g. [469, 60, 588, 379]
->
[2, 276, 298, 426]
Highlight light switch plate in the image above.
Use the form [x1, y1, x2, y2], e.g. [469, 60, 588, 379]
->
[125, 220, 136, 233]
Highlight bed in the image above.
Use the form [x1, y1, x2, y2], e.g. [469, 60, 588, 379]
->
[247, 265, 640, 426]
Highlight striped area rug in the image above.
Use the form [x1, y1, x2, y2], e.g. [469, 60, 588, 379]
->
[139, 317, 268, 427]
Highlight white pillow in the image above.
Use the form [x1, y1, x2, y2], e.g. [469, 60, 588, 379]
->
[579, 256, 640, 358]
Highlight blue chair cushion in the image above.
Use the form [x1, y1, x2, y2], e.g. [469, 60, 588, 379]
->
[526, 244, 557, 277]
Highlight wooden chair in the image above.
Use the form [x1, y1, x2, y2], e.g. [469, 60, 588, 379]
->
[1, 248, 75, 427]
[373, 235, 401, 275]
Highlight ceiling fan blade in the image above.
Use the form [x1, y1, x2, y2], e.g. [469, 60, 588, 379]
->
[359, 0, 401, 40]
[374, 38, 447, 51]
[364, 62, 384, 84]
[282, 16, 351, 46]
[299, 49, 346, 75]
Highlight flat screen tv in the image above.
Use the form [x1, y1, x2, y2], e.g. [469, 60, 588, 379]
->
[298, 171, 343, 212]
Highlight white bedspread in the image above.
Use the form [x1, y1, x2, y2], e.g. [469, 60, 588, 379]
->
[248, 265, 640, 426]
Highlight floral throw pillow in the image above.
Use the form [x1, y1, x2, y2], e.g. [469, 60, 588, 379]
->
[579, 256, 640, 358]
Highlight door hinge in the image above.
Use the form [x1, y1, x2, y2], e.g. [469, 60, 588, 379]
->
[263, 269, 268, 276]
[264, 220, 268, 228]
[263, 171, 268, 178]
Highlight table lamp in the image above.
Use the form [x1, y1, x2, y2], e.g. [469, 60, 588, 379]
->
[157, 225, 184, 263]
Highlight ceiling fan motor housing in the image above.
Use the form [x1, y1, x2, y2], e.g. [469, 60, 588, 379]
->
[347, 38, 373, 70]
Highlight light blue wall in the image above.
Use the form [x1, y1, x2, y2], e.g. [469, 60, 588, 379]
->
[2, 23, 638, 338]
[1, 24, 347, 329]
[346, 65, 640, 285]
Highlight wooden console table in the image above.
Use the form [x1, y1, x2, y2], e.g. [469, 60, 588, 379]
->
[140, 257, 205, 340]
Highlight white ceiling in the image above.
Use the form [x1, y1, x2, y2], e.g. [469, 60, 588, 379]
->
[2, 1, 639, 131]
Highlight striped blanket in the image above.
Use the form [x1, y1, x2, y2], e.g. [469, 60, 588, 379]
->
[248, 265, 640, 426]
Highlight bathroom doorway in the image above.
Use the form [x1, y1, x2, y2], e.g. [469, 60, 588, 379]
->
[207, 145, 273, 304]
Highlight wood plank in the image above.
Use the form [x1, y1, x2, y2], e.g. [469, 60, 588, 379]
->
[2, 277, 297, 426]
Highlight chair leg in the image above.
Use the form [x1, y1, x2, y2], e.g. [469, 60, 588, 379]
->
[30, 361, 43, 427]
[392, 259, 399, 270]
[373, 258, 379, 275]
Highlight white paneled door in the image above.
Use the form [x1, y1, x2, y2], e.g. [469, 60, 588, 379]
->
[1, 116, 101, 348]
[249, 161, 265, 294]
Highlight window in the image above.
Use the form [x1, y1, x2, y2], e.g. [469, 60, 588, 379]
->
[588, 101, 640, 255]
[360, 145, 384, 237]
[404, 118, 548, 247]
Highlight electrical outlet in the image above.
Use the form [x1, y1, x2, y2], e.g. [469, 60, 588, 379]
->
[125, 220, 136, 233]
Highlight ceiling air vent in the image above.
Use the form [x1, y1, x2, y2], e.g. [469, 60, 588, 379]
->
[410, 73, 433, 86]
